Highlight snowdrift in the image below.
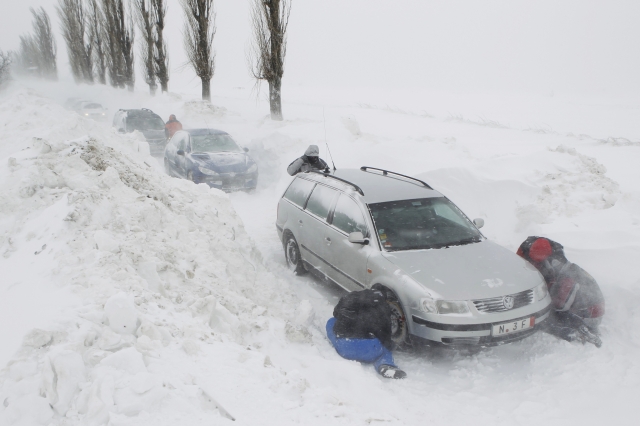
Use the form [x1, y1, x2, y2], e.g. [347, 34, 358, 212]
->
[0, 90, 309, 425]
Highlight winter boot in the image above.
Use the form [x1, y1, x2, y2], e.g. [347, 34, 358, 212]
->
[378, 365, 407, 379]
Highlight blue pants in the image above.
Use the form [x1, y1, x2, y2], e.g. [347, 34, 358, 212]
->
[326, 317, 397, 372]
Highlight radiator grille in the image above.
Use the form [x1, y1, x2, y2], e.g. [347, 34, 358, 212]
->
[473, 290, 534, 313]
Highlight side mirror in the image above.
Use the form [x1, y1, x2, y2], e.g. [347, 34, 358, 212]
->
[177, 149, 185, 156]
[243, 147, 249, 152]
[348, 232, 369, 245]
[473, 218, 485, 229]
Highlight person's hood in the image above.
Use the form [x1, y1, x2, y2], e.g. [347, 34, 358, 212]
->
[382, 240, 544, 300]
[305, 145, 320, 156]
[191, 151, 256, 174]
[141, 129, 166, 141]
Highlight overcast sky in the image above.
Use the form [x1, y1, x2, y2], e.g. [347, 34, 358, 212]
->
[1, 0, 639, 97]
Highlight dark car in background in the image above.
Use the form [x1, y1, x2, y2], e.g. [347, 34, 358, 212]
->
[113, 108, 167, 155]
[164, 129, 258, 192]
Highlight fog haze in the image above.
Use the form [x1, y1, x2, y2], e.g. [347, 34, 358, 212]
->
[1, 0, 639, 96]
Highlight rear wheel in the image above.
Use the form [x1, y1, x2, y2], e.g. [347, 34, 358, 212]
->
[283, 233, 306, 275]
[387, 297, 408, 347]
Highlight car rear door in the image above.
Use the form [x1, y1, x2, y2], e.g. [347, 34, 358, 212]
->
[323, 194, 372, 291]
[299, 183, 340, 280]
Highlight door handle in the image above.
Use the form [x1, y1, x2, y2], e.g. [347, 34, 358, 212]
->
[325, 237, 331, 245]
[298, 220, 303, 226]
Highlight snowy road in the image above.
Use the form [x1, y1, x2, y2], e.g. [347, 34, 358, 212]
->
[0, 84, 639, 425]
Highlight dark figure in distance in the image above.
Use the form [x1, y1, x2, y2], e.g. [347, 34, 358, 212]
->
[287, 145, 329, 176]
[517, 236, 604, 347]
[326, 284, 407, 379]
[165, 114, 183, 139]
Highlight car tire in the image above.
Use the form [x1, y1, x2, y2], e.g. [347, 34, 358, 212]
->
[283, 232, 306, 275]
[387, 297, 409, 347]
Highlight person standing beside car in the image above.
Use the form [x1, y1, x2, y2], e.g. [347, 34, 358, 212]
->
[165, 114, 183, 139]
[287, 145, 329, 175]
[326, 284, 407, 379]
[517, 236, 604, 347]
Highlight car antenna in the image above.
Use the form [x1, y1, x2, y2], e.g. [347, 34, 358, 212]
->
[323, 107, 336, 172]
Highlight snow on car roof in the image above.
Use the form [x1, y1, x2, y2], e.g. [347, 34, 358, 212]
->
[305, 168, 442, 204]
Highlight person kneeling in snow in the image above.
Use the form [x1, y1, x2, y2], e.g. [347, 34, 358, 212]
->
[517, 236, 604, 347]
[326, 284, 407, 379]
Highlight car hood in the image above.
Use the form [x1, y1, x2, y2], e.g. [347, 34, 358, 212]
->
[141, 129, 166, 141]
[382, 240, 544, 300]
[191, 152, 255, 174]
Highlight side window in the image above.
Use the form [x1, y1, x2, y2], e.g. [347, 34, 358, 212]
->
[177, 134, 187, 151]
[433, 200, 468, 227]
[305, 184, 338, 221]
[332, 195, 367, 235]
[283, 178, 315, 208]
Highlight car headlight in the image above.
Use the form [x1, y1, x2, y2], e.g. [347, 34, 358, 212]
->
[533, 282, 548, 301]
[198, 166, 219, 176]
[247, 163, 258, 173]
[420, 297, 437, 313]
[436, 300, 470, 314]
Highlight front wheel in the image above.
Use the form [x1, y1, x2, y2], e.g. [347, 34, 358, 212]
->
[387, 298, 408, 347]
[283, 233, 306, 275]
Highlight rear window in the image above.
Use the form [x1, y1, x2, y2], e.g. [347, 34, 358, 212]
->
[283, 178, 315, 208]
[305, 184, 338, 220]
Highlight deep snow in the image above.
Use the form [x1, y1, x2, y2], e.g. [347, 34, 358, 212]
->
[0, 80, 639, 426]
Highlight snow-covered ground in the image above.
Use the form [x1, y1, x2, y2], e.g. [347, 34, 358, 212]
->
[0, 79, 639, 426]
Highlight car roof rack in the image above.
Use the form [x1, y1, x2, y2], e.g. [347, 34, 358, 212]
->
[309, 170, 365, 196]
[360, 166, 433, 189]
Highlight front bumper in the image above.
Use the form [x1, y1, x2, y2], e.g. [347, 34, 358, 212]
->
[410, 304, 552, 347]
[197, 172, 258, 192]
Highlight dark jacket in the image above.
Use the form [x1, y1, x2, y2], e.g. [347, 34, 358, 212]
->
[517, 236, 605, 320]
[333, 289, 394, 351]
[287, 155, 329, 176]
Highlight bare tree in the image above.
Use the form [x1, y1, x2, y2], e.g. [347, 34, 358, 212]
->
[134, 0, 157, 95]
[16, 35, 40, 76]
[57, 0, 93, 83]
[181, 0, 215, 101]
[87, 0, 107, 84]
[101, 0, 135, 90]
[30, 7, 58, 80]
[151, 0, 169, 92]
[0, 50, 12, 89]
[249, 0, 291, 121]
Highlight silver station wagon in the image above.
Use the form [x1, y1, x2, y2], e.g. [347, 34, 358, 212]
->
[276, 167, 552, 347]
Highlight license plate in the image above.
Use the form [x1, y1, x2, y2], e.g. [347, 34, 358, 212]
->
[492, 317, 535, 336]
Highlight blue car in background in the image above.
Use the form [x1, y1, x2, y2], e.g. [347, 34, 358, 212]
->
[164, 128, 258, 192]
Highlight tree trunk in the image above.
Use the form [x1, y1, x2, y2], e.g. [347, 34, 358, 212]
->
[149, 84, 157, 96]
[160, 79, 168, 92]
[202, 78, 211, 101]
[269, 77, 283, 121]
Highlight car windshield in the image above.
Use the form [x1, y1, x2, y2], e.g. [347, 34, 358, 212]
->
[368, 197, 482, 251]
[191, 134, 242, 153]
[83, 103, 103, 109]
[126, 115, 164, 131]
